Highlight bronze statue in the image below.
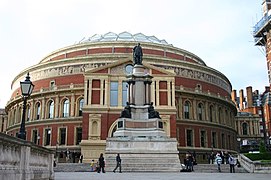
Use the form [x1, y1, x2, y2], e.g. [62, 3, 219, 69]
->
[148, 102, 161, 119]
[120, 102, 131, 118]
[133, 43, 143, 65]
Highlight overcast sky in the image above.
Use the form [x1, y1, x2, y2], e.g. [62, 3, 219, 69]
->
[0, 0, 267, 108]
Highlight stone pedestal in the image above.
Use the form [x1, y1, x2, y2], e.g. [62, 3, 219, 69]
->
[80, 140, 106, 163]
[105, 64, 180, 172]
[105, 136, 180, 172]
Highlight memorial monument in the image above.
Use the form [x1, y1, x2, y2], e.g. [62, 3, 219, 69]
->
[105, 43, 180, 172]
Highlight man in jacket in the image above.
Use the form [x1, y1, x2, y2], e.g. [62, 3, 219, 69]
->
[113, 153, 122, 173]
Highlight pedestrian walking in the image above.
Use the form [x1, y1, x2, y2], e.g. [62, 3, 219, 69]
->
[113, 153, 122, 173]
[215, 153, 222, 172]
[97, 153, 105, 173]
[228, 154, 236, 173]
[79, 154, 83, 163]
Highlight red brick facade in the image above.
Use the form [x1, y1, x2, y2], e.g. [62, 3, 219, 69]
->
[5, 34, 236, 163]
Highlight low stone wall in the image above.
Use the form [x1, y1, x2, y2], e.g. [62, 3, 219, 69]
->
[0, 133, 54, 180]
[239, 154, 271, 173]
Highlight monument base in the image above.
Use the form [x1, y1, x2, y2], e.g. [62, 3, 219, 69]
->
[105, 136, 180, 172]
[80, 139, 106, 163]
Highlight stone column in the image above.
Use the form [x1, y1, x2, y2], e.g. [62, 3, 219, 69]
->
[84, 80, 88, 105]
[41, 97, 45, 119]
[55, 95, 59, 118]
[88, 80, 92, 105]
[193, 99, 197, 120]
[171, 80, 176, 107]
[31, 99, 34, 121]
[178, 97, 182, 119]
[100, 79, 104, 106]
[134, 81, 145, 106]
[131, 81, 135, 104]
[118, 79, 122, 107]
[167, 81, 171, 106]
[156, 80, 160, 106]
[144, 81, 151, 105]
[127, 81, 131, 104]
[71, 93, 75, 117]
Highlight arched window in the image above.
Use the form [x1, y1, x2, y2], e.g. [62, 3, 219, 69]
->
[209, 105, 214, 122]
[242, 123, 248, 135]
[48, 100, 54, 119]
[184, 101, 191, 119]
[79, 99, 84, 116]
[198, 103, 204, 120]
[63, 99, 69, 117]
[36, 102, 41, 120]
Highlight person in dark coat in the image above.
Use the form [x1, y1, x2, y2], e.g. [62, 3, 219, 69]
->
[97, 153, 105, 173]
[113, 153, 122, 173]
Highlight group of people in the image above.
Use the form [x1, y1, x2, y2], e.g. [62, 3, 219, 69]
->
[90, 153, 122, 173]
[181, 150, 240, 173]
[183, 151, 197, 172]
[88, 151, 239, 173]
[214, 151, 239, 173]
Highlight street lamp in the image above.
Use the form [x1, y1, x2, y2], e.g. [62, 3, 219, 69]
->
[18, 73, 34, 140]
[237, 138, 241, 152]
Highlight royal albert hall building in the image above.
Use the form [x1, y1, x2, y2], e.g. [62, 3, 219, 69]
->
[5, 32, 237, 163]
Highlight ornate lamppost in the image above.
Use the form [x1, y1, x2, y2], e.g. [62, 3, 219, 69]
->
[18, 73, 34, 140]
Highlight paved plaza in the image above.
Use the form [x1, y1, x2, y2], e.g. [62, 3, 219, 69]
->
[55, 172, 270, 180]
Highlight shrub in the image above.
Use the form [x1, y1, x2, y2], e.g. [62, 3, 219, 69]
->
[259, 141, 267, 153]
[244, 152, 271, 161]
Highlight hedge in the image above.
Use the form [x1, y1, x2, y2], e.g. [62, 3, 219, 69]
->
[244, 152, 271, 161]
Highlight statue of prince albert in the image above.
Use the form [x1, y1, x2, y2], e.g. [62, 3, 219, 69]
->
[133, 43, 143, 65]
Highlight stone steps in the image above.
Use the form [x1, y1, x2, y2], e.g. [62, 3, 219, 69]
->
[192, 164, 247, 173]
[105, 156, 180, 172]
[54, 163, 248, 173]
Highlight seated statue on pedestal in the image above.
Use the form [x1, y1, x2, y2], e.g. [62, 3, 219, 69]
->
[120, 102, 131, 118]
[148, 102, 161, 119]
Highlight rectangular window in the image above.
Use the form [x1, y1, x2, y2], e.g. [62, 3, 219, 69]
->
[159, 81, 168, 105]
[59, 128, 66, 145]
[200, 130, 206, 147]
[91, 79, 101, 104]
[212, 132, 217, 148]
[32, 129, 38, 144]
[76, 127, 82, 145]
[184, 104, 189, 119]
[122, 81, 128, 106]
[44, 129, 51, 146]
[186, 129, 193, 146]
[110, 81, 118, 106]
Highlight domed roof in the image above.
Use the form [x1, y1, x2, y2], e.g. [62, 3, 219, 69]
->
[80, 32, 172, 46]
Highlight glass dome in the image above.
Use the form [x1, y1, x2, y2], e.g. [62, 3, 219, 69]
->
[81, 31, 172, 46]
